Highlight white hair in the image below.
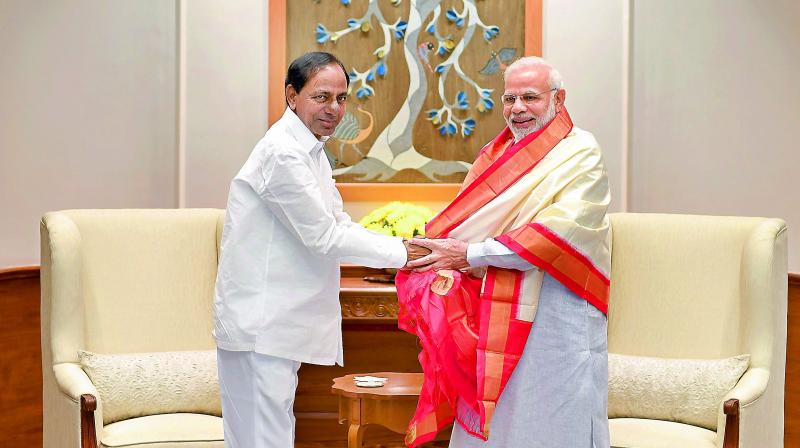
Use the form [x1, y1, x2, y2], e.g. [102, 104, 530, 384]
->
[504, 56, 564, 91]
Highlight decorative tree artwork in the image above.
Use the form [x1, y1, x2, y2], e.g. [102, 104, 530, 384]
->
[286, 0, 531, 183]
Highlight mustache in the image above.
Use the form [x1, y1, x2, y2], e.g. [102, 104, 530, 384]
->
[508, 114, 538, 123]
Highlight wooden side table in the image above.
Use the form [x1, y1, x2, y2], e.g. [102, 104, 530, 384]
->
[331, 372, 423, 448]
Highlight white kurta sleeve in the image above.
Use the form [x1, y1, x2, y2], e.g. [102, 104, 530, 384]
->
[331, 179, 355, 226]
[257, 149, 407, 268]
[467, 238, 538, 271]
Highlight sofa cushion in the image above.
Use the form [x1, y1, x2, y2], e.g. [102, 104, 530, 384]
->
[79, 350, 221, 424]
[608, 353, 748, 430]
[100, 413, 223, 447]
[610, 418, 717, 448]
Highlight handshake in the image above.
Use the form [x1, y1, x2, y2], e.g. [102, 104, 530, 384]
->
[401, 237, 470, 272]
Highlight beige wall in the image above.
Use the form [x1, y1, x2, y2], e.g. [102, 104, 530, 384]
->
[1, 1, 798, 271]
[629, 0, 800, 270]
[0, 1, 178, 268]
[0, 0, 267, 268]
[183, 0, 267, 208]
[542, 0, 628, 212]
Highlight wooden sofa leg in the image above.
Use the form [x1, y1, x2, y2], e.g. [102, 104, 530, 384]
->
[80, 394, 98, 448]
[723, 398, 740, 448]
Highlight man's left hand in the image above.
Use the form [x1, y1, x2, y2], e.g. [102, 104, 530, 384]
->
[405, 238, 469, 272]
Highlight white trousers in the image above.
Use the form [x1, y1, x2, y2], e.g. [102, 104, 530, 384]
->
[217, 349, 301, 448]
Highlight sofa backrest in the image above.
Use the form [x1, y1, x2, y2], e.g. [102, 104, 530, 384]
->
[607, 212, 786, 368]
[41, 209, 225, 364]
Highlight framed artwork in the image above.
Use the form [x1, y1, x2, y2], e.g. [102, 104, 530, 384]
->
[268, 0, 542, 202]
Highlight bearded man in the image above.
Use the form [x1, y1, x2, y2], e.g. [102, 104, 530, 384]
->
[402, 56, 611, 448]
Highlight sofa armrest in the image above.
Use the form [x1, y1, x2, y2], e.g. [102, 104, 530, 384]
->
[716, 367, 783, 448]
[722, 399, 740, 448]
[53, 362, 100, 448]
[80, 395, 98, 448]
[724, 368, 769, 408]
[54, 363, 99, 403]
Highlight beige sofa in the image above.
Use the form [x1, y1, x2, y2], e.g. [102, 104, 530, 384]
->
[607, 213, 787, 448]
[41, 209, 226, 448]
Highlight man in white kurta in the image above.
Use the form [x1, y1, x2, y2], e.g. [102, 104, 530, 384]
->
[213, 52, 420, 448]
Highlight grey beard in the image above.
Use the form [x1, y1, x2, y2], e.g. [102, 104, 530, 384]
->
[509, 99, 557, 143]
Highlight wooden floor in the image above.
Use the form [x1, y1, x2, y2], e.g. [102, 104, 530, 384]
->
[2, 268, 799, 447]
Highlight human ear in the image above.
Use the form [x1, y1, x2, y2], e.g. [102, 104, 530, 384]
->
[555, 89, 566, 112]
[286, 85, 298, 110]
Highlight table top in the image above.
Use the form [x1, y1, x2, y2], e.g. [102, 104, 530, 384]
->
[331, 372, 423, 400]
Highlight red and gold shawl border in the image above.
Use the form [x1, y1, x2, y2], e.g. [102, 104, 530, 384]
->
[474, 267, 529, 437]
[496, 223, 610, 313]
[426, 109, 574, 238]
[405, 404, 453, 447]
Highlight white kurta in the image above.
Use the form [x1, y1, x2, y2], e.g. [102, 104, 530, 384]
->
[213, 107, 407, 366]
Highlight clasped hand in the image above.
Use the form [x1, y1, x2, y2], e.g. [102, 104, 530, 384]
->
[403, 237, 469, 272]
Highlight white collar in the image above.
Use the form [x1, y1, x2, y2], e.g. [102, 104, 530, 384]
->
[282, 107, 329, 154]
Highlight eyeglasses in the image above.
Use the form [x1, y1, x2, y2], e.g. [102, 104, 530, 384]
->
[501, 88, 557, 106]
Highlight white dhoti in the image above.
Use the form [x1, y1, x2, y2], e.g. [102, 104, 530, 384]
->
[217, 349, 301, 448]
[449, 274, 610, 448]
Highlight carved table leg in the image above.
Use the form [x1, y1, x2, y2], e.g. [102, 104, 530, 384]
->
[348, 423, 366, 448]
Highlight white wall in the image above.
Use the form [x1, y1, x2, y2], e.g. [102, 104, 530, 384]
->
[0, 1, 178, 268]
[183, 0, 267, 208]
[543, 0, 628, 213]
[629, 0, 800, 270]
[0, 0, 268, 268]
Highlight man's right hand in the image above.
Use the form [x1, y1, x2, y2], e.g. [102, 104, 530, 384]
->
[405, 237, 469, 272]
[404, 239, 432, 263]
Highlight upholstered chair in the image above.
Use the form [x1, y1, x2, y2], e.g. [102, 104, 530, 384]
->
[41, 209, 226, 448]
[607, 213, 788, 448]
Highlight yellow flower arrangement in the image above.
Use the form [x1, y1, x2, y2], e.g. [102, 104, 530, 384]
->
[359, 202, 435, 239]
